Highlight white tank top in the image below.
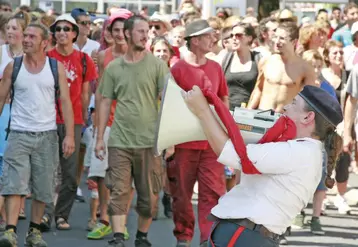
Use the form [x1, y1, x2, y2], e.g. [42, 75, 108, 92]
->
[11, 57, 57, 132]
[0, 45, 14, 79]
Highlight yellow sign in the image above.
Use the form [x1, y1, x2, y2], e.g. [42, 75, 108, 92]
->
[237, 124, 253, 132]
[213, 0, 224, 4]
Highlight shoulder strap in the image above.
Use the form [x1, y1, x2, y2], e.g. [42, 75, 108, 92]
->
[82, 52, 87, 82]
[221, 51, 234, 74]
[252, 51, 262, 65]
[48, 57, 62, 120]
[6, 56, 24, 140]
[0, 45, 3, 66]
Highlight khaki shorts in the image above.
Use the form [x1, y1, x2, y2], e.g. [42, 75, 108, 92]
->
[105, 147, 162, 218]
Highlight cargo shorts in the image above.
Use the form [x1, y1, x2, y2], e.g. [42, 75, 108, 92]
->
[0, 130, 59, 204]
[105, 147, 162, 218]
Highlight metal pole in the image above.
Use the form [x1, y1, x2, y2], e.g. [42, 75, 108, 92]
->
[62, 0, 66, 13]
[202, 0, 214, 19]
[281, 0, 286, 9]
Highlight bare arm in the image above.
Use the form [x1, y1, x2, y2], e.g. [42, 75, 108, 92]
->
[95, 50, 106, 128]
[97, 97, 111, 140]
[58, 62, 74, 137]
[343, 94, 357, 152]
[303, 61, 319, 87]
[247, 60, 265, 109]
[0, 62, 13, 114]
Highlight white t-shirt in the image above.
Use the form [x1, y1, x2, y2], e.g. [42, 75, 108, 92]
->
[73, 38, 100, 56]
[212, 138, 323, 235]
[343, 44, 358, 72]
[0, 45, 14, 79]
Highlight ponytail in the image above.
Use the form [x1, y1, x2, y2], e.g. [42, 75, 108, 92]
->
[323, 129, 342, 189]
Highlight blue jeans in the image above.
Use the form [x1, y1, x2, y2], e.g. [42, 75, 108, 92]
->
[208, 220, 279, 247]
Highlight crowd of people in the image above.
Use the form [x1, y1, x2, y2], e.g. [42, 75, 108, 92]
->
[0, 0, 356, 246]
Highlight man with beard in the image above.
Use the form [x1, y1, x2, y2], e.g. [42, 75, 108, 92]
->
[248, 21, 317, 113]
[95, 15, 169, 247]
[87, 9, 132, 240]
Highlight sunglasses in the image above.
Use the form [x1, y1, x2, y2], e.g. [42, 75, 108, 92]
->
[149, 25, 161, 30]
[230, 33, 244, 39]
[55, 26, 73, 32]
[78, 21, 91, 26]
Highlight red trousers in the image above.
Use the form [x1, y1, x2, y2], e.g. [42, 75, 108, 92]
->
[167, 148, 226, 243]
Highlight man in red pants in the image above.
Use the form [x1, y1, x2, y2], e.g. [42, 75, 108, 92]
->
[168, 19, 229, 247]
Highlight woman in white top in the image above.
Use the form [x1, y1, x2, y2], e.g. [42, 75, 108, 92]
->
[0, 10, 31, 223]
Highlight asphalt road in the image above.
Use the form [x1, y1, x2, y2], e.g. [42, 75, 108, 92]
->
[14, 174, 358, 247]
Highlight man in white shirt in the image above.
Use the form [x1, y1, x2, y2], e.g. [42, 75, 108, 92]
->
[71, 8, 100, 56]
[181, 85, 343, 246]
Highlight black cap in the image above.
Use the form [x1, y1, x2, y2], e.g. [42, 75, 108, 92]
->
[184, 19, 214, 39]
[299, 85, 343, 127]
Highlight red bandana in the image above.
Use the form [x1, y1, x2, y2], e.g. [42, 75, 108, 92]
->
[203, 89, 297, 174]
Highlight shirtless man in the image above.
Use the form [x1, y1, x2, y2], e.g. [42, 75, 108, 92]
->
[248, 21, 317, 113]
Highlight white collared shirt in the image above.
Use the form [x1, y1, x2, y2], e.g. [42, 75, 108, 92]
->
[212, 138, 322, 235]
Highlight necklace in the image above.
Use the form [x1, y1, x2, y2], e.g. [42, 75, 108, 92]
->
[8, 45, 22, 58]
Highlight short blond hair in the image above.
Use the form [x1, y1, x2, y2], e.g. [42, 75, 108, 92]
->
[223, 15, 241, 29]
[299, 24, 319, 51]
[302, 49, 324, 64]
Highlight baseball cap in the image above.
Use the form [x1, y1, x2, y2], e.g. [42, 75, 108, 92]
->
[108, 8, 133, 26]
[351, 21, 358, 35]
[184, 19, 213, 39]
[50, 14, 79, 42]
[71, 8, 89, 20]
[299, 85, 343, 127]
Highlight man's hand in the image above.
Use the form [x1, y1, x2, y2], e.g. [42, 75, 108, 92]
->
[164, 146, 175, 161]
[181, 85, 210, 118]
[343, 134, 354, 153]
[95, 139, 106, 161]
[62, 135, 75, 158]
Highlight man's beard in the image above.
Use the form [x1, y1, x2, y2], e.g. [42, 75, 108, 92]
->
[133, 44, 145, 52]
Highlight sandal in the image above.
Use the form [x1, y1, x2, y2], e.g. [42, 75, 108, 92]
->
[18, 209, 26, 220]
[56, 217, 71, 230]
[40, 214, 51, 232]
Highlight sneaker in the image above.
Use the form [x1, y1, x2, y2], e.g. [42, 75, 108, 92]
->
[106, 238, 126, 247]
[278, 235, 288, 245]
[135, 236, 152, 247]
[200, 240, 208, 247]
[87, 222, 112, 240]
[124, 227, 130, 241]
[333, 195, 351, 214]
[0, 220, 6, 232]
[0, 229, 17, 247]
[162, 193, 172, 219]
[310, 217, 325, 235]
[291, 212, 305, 229]
[86, 219, 96, 232]
[25, 228, 47, 247]
[176, 240, 191, 247]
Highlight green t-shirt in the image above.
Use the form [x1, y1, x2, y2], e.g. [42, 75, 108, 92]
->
[99, 53, 169, 148]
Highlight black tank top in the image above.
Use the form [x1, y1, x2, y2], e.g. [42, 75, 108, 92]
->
[224, 51, 259, 110]
[319, 71, 347, 105]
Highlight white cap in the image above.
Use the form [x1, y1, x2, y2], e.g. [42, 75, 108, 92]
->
[351, 21, 358, 35]
[50, 14, 79, 42]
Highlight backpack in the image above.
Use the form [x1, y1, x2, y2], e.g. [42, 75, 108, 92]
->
[6, 53, 88, 139]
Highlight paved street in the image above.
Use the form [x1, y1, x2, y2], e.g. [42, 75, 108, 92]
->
[15, 174, 358, 247]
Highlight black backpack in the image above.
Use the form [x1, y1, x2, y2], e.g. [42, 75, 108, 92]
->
[6, 53, 87, 139]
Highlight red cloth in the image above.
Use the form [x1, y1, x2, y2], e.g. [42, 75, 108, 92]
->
[171, 59, 229, 150]
[48, 49, 98, 125]
[202, 89, 297, 175]
[168, 148, 226, 243]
